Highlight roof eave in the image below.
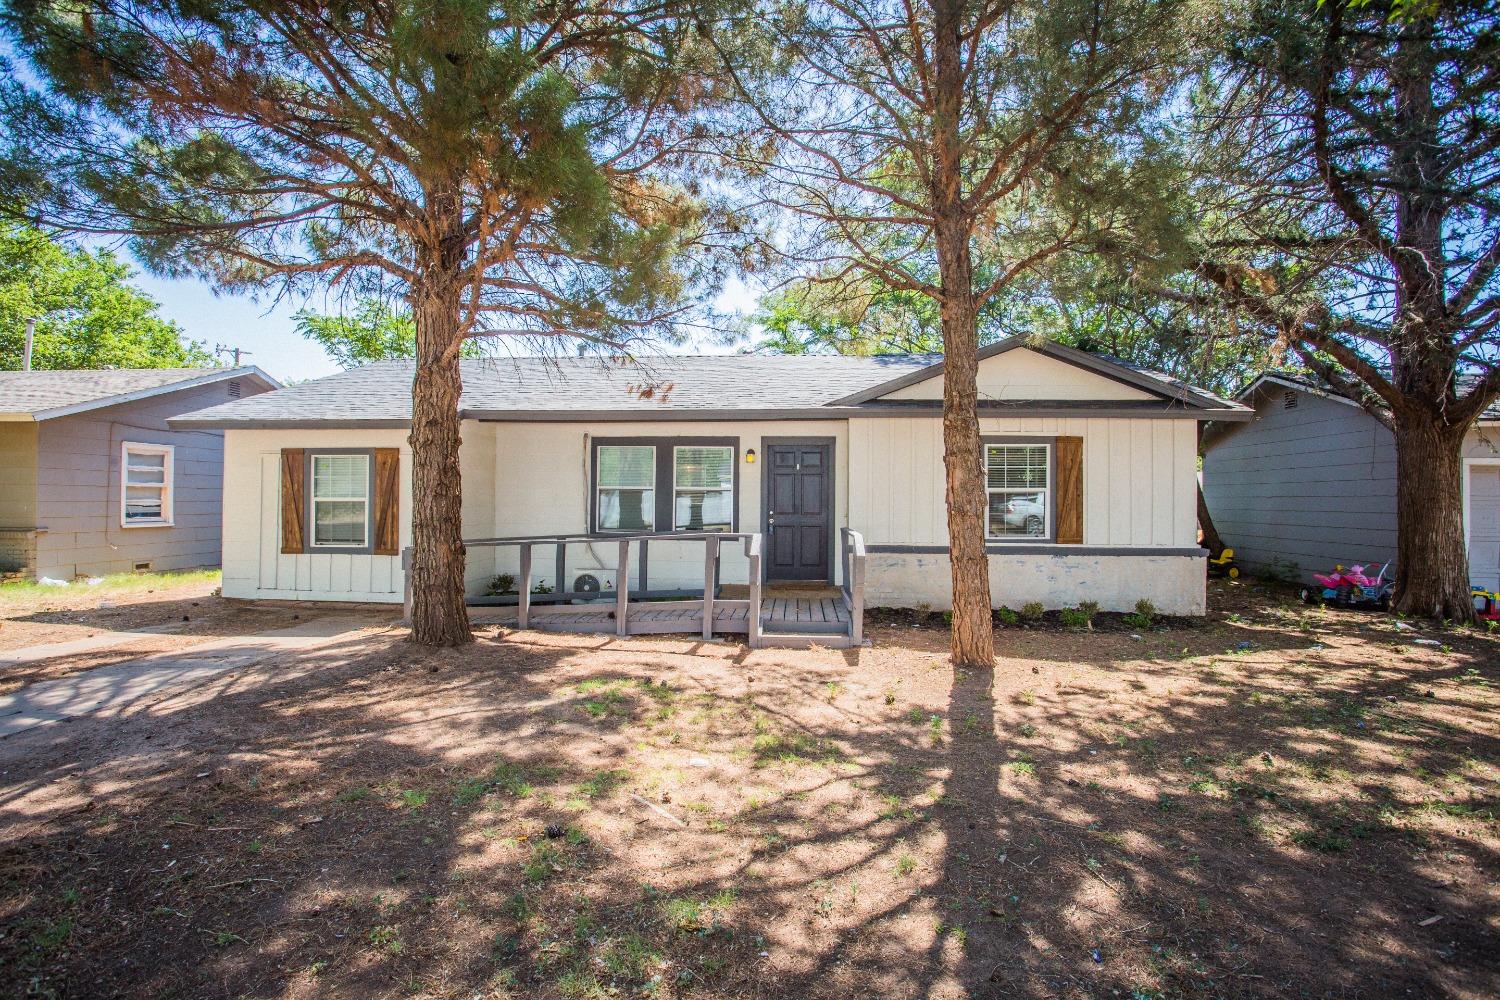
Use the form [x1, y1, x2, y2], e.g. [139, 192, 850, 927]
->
[30, 366, 280, 421]
[168, 417, 413, 430]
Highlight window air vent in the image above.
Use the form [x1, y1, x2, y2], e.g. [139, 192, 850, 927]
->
[228, 379, 242, 399]
[1282, 391, 1298, 410]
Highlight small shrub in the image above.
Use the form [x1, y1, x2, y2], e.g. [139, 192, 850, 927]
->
[1123, 598, 1157, 629]
[485, 573, 517, 596]
[1019, 601, 1045, 622]
[995, 606, 1019, 626]
[1059, 606, 1091, 628]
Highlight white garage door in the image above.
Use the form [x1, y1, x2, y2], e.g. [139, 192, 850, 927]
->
[1471, 465, 1500, 591]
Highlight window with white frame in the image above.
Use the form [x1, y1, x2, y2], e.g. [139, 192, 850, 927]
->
[985, 443, 1050, 539]
[673, 445, 734, 531]
[597, 445, 656, 531]
[311, 453, 371, 548]
[121, 442, 174, 527]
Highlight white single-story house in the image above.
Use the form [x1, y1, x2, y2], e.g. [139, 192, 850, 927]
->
[171, 339, 1250, 640]
[0, 366, 278, 580]
[1203, 372, 1500, 589]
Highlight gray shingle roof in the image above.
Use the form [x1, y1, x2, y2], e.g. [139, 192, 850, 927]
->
[172, 351, 1249, 427]
[1239, 370, 1500, 421]
[174, 355, 938, 425]
[0, 367, 274, 419]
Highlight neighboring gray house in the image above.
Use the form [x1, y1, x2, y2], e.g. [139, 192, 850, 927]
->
[0, 367, 279, 580]
[1202, 373, 1500, 589]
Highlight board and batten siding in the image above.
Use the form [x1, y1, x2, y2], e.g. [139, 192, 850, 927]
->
[847, 416, 1198, 547]
[29, 379, 265, 580]
[479, 419, 851, 594]
[1203, 388, 1398, 583]
[877, 348, 1156, 402]
[221, 428, 413, 602]
[846, 416, 1205, 614]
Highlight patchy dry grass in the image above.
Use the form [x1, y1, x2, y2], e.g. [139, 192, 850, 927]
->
[0, 580, 1496, 999]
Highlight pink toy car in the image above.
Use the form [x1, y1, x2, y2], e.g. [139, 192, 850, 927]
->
[1303, 563, 1394, 610]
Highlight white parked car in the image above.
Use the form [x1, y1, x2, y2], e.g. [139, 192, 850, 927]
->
[999, 494, 1045, 535]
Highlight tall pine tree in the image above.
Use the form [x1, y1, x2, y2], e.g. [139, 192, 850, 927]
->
[0, 0, 725, 644]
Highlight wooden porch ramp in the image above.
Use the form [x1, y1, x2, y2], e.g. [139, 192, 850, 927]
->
[471, 594, 851, 644]
[427, 529, 867, 650]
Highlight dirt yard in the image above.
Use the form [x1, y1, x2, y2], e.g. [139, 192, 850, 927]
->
[0, 572, 350, 695]
[1, 581, 1496, 999]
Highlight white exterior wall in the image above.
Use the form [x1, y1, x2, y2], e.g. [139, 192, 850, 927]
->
[219, 411, 1206, 614]
[847, 415, 1205, 614]
[848, 416, 1198, 547]
[481, 419, 850, 594]
[221, 427, 414, 603]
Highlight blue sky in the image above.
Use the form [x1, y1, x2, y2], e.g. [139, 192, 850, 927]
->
[131, 270, 762, 383]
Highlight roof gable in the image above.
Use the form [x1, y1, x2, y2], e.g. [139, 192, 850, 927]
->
[828, 336, 1226, 408]
[870, 343, 1154, 403]
[0, 367, 279, 421]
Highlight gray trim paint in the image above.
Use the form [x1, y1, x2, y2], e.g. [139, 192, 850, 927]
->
[465, 402, 1252, 422]
[171, 402, 1254, 429]
[868, 544, 1209, 557]
[760, 435, 837, 585]
[304, 447, 378, 555]
[589, 435, 740, 535]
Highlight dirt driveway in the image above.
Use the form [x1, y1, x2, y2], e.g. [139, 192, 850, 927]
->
[0, 581, 1496, 999]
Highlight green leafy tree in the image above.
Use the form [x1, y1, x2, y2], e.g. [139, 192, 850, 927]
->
[1, 0, 725, 644]
[721, 0, 1192, 666]
[1167, 0, 1500, 621]
[0, 223, 210, 370]
[748, 278, 944, 355]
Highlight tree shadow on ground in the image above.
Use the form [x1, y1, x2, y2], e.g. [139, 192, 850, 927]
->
[0, 599, 1496, 999]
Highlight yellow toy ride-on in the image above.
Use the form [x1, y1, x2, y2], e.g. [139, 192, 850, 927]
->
[1208, 547, 1239, 579]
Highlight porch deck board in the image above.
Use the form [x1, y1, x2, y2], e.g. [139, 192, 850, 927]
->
[474, 597, 840, 635]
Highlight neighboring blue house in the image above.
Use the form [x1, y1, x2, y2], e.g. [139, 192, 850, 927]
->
[1202, 373, 1500, 589]
[0, 367, 279, 580]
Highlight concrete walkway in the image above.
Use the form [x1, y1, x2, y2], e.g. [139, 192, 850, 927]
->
[0, 623, 185, 669]
[0, 617, 383, 739]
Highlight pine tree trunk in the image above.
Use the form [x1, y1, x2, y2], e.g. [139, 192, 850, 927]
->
[937, 274, 995, 668]
[407, 268, 473, 647]
[929, 0, 993, 669]
[1391, 410, 1474, 623]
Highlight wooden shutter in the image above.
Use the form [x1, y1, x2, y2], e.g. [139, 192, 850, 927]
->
[280, 448, 306, 554]
[1055, 436, 1084, 545]
[372, 448, 400, 556]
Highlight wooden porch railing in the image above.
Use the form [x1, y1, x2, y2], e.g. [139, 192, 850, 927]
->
[405, 531, 763, 643]
[840, 527, 866, 647]
[402, 527, 863, 649]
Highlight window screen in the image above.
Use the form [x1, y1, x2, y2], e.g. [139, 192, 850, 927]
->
[985, 444, 1050, 538]
[122, 443, 173, 524]
[597, 445, 656, 531]
[673, 446, 734, 531]
[311, 453, 370, 547]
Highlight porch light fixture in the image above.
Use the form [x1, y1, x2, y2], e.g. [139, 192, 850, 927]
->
[745, 448, 756, 464]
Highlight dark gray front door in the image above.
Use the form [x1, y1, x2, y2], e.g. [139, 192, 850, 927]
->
[766, 442, 832, 581]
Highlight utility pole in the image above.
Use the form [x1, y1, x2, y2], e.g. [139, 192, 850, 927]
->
[22, 317, 36, 370]
[214, 344, 252, 367]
